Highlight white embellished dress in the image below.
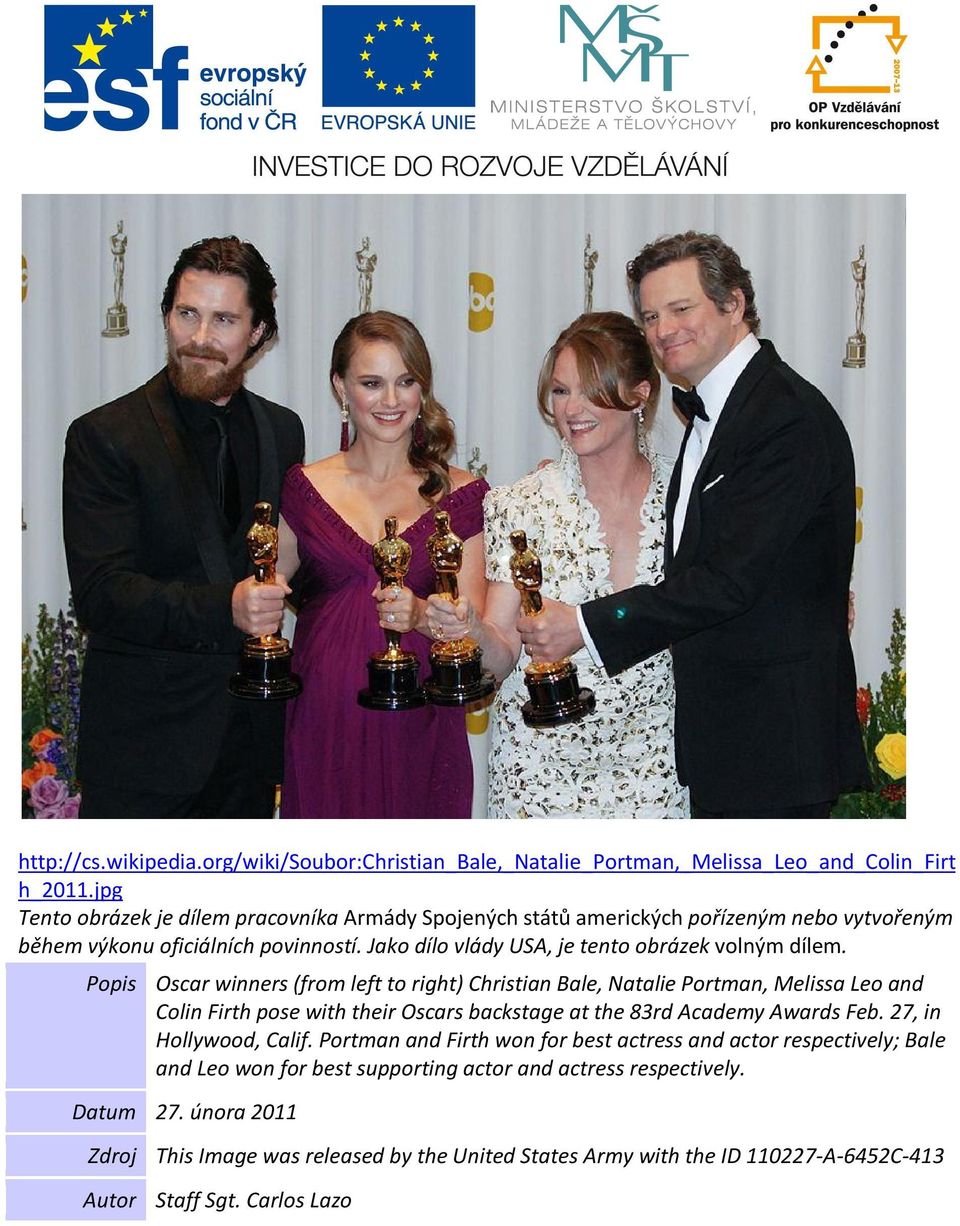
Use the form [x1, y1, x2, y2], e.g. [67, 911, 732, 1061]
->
[484, 440, 688, 819]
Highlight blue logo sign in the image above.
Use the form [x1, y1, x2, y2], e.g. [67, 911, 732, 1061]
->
[322, 6, 475, 107]
[559, 4, 687, 90]
[44, 6, 187, 130]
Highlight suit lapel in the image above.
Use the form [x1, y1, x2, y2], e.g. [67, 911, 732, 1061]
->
[669, 342, 779, 571]
[664, 421, 691, 571]
[672, 459, 704, 570]
[145, 371, 234, 585]
[246, 389, 281, 524]
[700, 339, 777, 457]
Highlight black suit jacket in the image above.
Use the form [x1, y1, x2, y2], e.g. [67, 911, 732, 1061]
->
[582, 341, 870, 811]
[63, 370, 305, 796]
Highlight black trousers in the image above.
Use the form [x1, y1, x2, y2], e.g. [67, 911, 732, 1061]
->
[692, 798, 832, 819]
[80, 707, 277, 819]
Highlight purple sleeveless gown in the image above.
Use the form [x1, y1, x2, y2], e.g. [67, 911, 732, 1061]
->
[280, 465, 489, 819]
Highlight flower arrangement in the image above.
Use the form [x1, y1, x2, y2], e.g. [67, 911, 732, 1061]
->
[22, 603, 85, 819]
[833, 608, 906, 818]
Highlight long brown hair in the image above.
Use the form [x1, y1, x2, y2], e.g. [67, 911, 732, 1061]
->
[330, 311, 455, 500]
[537, 311, 660, 429]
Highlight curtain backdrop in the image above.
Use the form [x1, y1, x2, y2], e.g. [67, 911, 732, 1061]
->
[22, 194, 905, 812]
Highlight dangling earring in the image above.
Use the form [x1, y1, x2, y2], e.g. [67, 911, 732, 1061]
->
[413, 412, 425, 448]
[633, 403, 645, 426]
[339, 399, 350, 452]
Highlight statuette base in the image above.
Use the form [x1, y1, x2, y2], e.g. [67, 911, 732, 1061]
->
[521, 659, 595, 728]
[842, 336, 866, 369]
[358, 651, 427, 711]
[230, 639, 302, 701]
[425, 642, 495, 706]
[102, 306, 129, 338]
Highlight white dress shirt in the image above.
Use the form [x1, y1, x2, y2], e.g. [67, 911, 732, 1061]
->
[578, 332, 761, 666]
[669, 332, 760, 551]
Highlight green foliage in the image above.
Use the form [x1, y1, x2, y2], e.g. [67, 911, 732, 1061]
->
[21, 602, 86, 810]
[832, 608, 906, 819]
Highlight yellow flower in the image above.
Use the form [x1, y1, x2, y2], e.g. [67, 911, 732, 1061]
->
[875, 732, 906, 780]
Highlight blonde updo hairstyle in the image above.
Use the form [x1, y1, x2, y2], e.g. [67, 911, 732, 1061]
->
[536, 310, 660, 430]
[330, 310, 456, 500]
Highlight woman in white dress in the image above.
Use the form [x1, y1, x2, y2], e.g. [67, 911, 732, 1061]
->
[427, 312, 688, 818]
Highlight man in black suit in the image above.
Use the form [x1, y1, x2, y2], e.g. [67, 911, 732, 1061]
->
[63, 236, 305, 818]
[518, 232, 869, 818]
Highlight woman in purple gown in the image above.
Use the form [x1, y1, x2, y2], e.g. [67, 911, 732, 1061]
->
[277, 312, 488, 818]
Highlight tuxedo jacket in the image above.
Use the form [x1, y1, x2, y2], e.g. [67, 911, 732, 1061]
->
[582, 341, 870, 811]
[63, 370, 305, 796]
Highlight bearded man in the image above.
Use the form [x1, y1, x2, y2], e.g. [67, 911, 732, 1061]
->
[63, 237, 304, 818]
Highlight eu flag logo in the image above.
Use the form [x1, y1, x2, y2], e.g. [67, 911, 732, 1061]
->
[322, 6, 475, 106]
[45, 6, 154, 83]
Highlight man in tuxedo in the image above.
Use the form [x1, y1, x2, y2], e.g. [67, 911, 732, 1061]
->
[518, 231, 869, 818]
[63, 236, 304, 818]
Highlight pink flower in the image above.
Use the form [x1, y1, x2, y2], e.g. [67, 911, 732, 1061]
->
[30, 775, 69, 811]
[34, 804, 79, 820]
[28, 777, 80, 819]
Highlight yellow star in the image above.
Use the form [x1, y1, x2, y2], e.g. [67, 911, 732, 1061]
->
[139, 7, 147, 15]
[120, 10, 134, 23]
[73, 33, 107, 65]
[428, 50, 438, 61]
[393, 16, 404, 27]
[424, 33, 434, 43]
[97, 17, 117, 36]
[364, 68, 375, 78]
[411, 21, 421, 31]
[376, 80, 386, 90]
[364, 32, 374, 43]
[423, 67, 434, 78]
[411, 80, 421, 90]
[376, 21, 387, 31]
[360, 50, 370, 60]
[394, 83, 404, 93]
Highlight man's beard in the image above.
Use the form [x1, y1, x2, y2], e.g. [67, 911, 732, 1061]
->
[167, 341, 246, 402]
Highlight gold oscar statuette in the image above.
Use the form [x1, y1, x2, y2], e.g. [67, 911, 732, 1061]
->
[842, 244, 867, 369]
[102, 220, 130, 338]
[229, 502, 302, 700]
[510, 529, 595, 727]
[423, 510, 495, 706]
[357, 516, 427, 710]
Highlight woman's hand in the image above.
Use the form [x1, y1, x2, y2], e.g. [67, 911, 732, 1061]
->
[372, 584, 423, 634]
[425, 592, 478, 644]
[517, 597, 583, 663]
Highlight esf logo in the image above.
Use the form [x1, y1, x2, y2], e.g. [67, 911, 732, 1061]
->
[559, 4, 687, 91]
[468, 273, 494, 332]
[44, 6, 187, 130]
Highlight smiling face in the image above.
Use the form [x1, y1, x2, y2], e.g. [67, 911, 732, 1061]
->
[333, 339, 422, 443]
[636, 257, 748, 387]
[549, 345, 648, 461]
[165, 269, 264, 404]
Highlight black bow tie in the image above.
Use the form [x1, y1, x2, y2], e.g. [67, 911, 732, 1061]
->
[672, 385, 709, 423]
